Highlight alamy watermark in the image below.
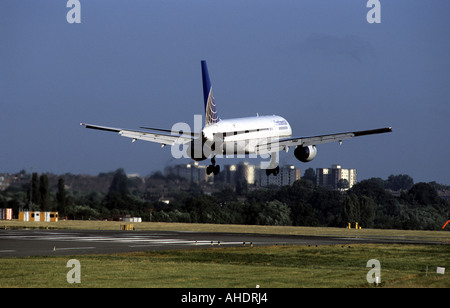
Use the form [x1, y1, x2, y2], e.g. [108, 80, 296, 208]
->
[66, 259, 81, 284]
[66, 0, 81, 24]
[366, 0, 381, 24]
[366, 259, 381, 284]
[66, 1, 381, 25]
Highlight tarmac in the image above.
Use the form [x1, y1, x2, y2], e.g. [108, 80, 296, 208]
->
[0, 229, 444, 257]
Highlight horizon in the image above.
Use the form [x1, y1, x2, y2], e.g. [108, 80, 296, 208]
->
[2, 162, 448, 187]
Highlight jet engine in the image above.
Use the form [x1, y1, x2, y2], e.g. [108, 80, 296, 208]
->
[294, 145, 317, 162]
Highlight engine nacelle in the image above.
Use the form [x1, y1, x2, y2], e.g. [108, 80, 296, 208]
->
[294, 145, 317, 162]
[186, 140, 210, 161]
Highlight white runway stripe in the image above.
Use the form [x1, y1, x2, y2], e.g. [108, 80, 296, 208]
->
[2, 233, 241, 246]
[54, 247, 96, 251]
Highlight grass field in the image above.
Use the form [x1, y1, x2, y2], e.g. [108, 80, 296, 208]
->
[1, 220, 449, 288]
[0, 244, 448, 288]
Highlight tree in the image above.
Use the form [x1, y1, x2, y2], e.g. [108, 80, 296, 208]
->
[359, 196, 375, 228]
[183, 195, 221, 223]
[56, 178, 66, 213]
[406, 183, 441, 206]
[337, 179, 350, 190]
[30, 172, 40, 206]
[108, 168, 129, 195]
[256, 200, 292, 226]
[103, 168, 132, 211]
[386, 174, 414, 191]
[39, 174, 50, 211]
[343, 194, 359, 224]
[303, 168, 316, 183]
[349, 178, 391, 205]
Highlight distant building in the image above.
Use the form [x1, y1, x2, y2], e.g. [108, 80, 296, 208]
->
[316, 164, 356, 190]
[259, 165, 301, 187]
[165, 162, 211, 183]
[214, 162, 300, 187]
[0, 208, 13, 220]
[0, 175, 10, 191]
[165, 162, 301, 187]
[218, 162, 257, 185]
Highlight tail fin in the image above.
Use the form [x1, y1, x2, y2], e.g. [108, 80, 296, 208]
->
[201, 60, 218, 126]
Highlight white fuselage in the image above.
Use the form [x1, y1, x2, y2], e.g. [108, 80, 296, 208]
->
[202, 115, 292, 155]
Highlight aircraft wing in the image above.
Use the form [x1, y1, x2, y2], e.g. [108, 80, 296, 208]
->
[80, 123, 194, 146]
[256, 127, 392, 154]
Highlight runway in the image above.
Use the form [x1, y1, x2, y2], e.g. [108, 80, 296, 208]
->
[0, 229, 444, 257]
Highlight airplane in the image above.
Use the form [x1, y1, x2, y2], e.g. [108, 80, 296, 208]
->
[81, 60, 392, 176]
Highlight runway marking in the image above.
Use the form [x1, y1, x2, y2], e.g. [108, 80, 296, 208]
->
[0, 250, 16, 253]
[129, 241, 246, 248]
[0, 233, 246, 247]
[54, 247, 96, 251]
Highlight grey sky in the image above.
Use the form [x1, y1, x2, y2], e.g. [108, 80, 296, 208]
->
[1, 1, 449, 184]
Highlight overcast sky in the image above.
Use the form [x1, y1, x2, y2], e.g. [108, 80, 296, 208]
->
[1, 0, 449, 184]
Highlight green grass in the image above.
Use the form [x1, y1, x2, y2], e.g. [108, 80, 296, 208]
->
[1, 221, 449, 287]
[1, 244, 448, 288]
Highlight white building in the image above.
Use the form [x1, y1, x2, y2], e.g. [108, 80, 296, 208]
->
[316, 164, 357, 190]
[166, 162, 211, 183]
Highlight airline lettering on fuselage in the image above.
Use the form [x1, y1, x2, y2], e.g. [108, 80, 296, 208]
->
[273, 119, 287, 126]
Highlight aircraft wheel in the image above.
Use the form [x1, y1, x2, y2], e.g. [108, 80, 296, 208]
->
[273, 166, 279, 176]
[265, 166, 279, 176]
[206, 165, 213, 175]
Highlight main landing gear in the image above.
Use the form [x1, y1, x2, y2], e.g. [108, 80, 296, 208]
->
[265, 166, 279, 176]
[206, 156, 220, 175]
[265, 151, 279, 176]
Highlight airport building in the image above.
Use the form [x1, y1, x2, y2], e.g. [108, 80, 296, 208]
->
[19, 211, 59, 222]
[0, 208, 13, 220]
[316, 164, 356, 190]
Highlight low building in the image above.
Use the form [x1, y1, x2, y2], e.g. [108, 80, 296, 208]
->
[0, 208, 12, 220]
[19, 211, 59, 222]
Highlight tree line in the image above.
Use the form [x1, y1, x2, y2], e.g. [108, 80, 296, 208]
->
[0, 169, 448, 230]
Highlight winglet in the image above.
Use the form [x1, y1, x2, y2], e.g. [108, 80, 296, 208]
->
[80, 123, 121, 133]
[201, 60, 218, 126]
